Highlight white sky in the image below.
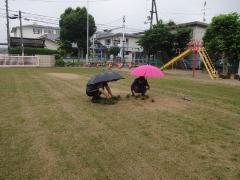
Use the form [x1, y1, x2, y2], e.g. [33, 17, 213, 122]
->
[0, 0, 240, 43]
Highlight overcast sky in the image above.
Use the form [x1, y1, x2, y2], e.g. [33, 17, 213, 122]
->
[0, 0, 240, 43]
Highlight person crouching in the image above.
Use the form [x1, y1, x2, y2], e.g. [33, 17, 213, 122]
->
[86, 82, 113, 101]
[131, 76, 150, 97]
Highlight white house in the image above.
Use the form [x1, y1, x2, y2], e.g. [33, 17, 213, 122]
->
[11, 24, 60, 50]
[92, 32, 143, 62]
[40, 34, 60, 50]
[135, 21, 208, 41]
[11, 24, 60, 39]
[172, 21, 208, 41]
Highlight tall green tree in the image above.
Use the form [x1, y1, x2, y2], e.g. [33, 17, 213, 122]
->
[138, 23, 173, 62]
[108, 46, 120, 57]
[59, 7, 96, 58]
[174, 27, 192, 52]
[138, 22, 191, 62]
[203, 13, 240, 74]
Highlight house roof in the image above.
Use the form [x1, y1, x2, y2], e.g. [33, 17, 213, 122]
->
[173, 21, 208, 28]
[11, 24, 59, 33]
[133, 21, 209, 35]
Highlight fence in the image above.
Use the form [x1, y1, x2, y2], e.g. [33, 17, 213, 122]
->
[36, 55, 55, 67]
[0, 55, 39, 67]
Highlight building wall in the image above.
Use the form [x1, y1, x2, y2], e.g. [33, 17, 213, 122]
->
[126, 38, 142, 51]
[13, 27, 59, 39]
[192, 26, 206, 41]
[44, 40, 59, 50]
[170, 25, 207, 41]
[97, 35, 142, 52]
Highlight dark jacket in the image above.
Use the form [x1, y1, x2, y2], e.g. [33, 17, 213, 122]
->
[131, 77, 149, 93]
[86, 82, 106, 97]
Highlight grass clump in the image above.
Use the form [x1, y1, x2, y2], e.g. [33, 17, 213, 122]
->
[91, 95, 121, 105]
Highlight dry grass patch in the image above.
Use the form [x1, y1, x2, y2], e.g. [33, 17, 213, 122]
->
[46, 73, 82, 80]
[1, 67, 240, 180]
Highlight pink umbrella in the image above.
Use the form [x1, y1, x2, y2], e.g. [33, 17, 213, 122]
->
[130, 65, 164, 78]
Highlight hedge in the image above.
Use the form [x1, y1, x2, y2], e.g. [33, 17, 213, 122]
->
[9, 47, 57, 55]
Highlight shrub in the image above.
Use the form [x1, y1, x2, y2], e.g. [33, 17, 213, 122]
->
[55, 58, 65, 67]
[9, 47, 57, 55]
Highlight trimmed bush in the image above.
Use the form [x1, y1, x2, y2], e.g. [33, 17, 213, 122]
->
[55, 59, 65, 67]
[9, 47, 57, 55]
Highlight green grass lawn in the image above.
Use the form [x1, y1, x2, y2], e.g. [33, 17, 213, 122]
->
[0, 67, 240, 180]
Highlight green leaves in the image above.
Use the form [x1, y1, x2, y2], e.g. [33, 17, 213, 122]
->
[108, 47, 120, 57]
[9, 47, 57, 55]
[137, 22, 191, 61]
[59, 7, 97, 54]
[203, 13, 240, 62]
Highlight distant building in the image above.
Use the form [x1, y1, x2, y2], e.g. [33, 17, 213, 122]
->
[10, 37, 45, 48]
[11, 24, 60, 39]
[92, 31, 144, 62]
[11, 24, 59, 50]
[40, 34, 60, 50]
[171, 21, 208, 41]
[135, 21, 208, 41]
[94, 32, 143, 52]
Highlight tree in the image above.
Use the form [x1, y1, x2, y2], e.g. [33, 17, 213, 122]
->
[137, 21, 191, 62]
[203, 13, 240, 75]
[59, 7, 96, 58]
[174, 27, 192, 52]
[58, 40, 73, 56]
[138, 23, 174, 62]
[108, 46, 120, 57]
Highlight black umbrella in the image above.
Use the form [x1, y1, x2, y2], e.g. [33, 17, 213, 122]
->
[87, 71, 124, 85]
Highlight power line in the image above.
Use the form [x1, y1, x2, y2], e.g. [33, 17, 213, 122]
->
[0, 8, 59, 20]
[2, 8, 146, 33]
[102, 17, 123, 25]
[22, 12, 60, 20]
[10, 0, 115, 3]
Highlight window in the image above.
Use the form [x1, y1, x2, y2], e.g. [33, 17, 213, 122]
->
[105, 39, 111, 45]
[113, 38, 120, 46]
[48, 29, 53, 34]
[33, 28, 42, 34]
[43, 29, 53, 34]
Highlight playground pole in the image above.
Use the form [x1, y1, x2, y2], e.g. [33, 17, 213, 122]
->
[192, 48, 197, 77]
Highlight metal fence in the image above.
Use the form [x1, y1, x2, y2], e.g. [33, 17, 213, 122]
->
[0, 55, 39, 67]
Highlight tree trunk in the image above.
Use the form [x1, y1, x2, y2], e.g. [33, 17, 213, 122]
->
[81, 48, 84, 60]
[238, 60, 240, 76]
[77, 47, 81, 60]
[222, 53, 228, 75]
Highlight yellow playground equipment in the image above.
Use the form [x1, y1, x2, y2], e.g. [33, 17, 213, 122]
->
[160, 41, 217, 80]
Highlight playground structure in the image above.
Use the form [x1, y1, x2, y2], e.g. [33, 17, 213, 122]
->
[160, 40, 218, 80]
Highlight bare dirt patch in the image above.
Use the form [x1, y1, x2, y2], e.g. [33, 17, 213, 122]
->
[119, 95, 189, 113]
[46, 73, 82, 80]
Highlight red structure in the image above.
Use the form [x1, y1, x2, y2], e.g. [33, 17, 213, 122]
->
[188, 40, 204, 77]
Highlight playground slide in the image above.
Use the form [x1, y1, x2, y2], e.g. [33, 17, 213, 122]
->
[198, 48, 217, 80]
[160, 48, 192, 70]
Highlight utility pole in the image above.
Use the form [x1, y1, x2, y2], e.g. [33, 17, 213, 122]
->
[122, 15, 125, 65]
[19, 11, 24, 56]
[5, 0, 10, 52]
[86, 0, 89, 64]
[92, 34, 95, 61]
[203, 1, 207, 22]
[150, 0, 159, 28]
